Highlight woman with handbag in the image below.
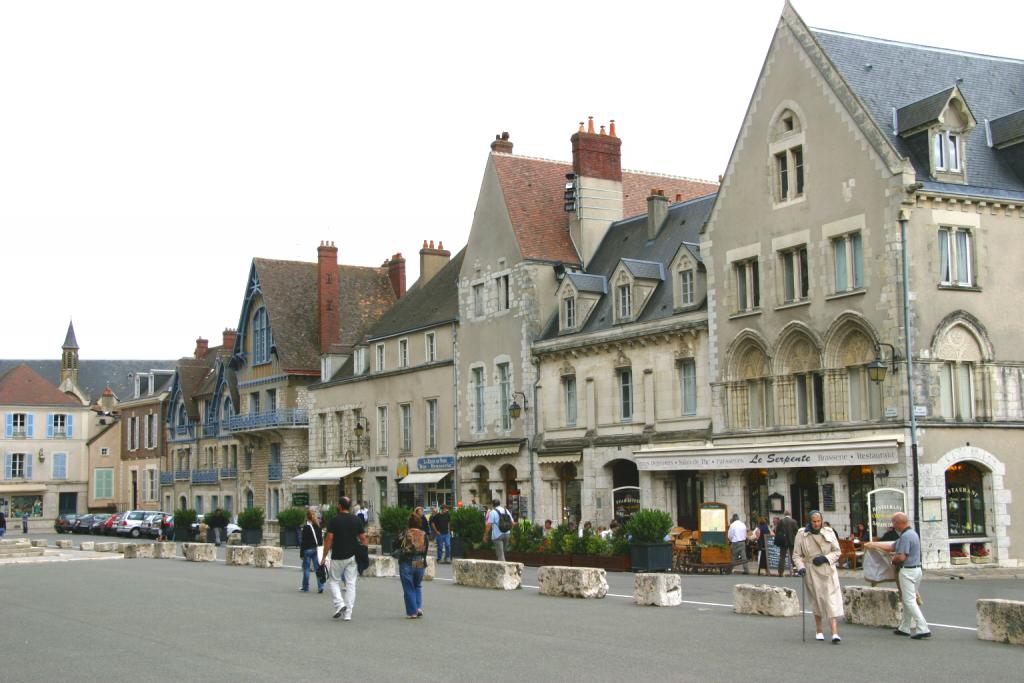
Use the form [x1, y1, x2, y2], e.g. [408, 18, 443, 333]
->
[300, 508, 325, 593]
[397, 512, 429, 619]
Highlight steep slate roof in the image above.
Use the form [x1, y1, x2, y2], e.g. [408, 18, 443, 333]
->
[811, 28, 1024, 195]
[194, 345, 230, 398]
[366, 248, 465, 341]
[490, 153, 717, 267]
[253, 259, 396, 373]
[0, 360, 175, 403]
[896, 87, 956, 134]
[565, 272, 607, 294]
[62, 321, 79, 349]
[621, 258, 665, 281]
[0, 364, 81, 407]
[174, 357, 216, 421]
[990, 109, 1024, 147]
[540, 194, 716, 340]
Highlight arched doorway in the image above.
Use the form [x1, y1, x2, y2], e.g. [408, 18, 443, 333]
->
[179, 495, 187, 511]
[559, 463, 581, 525]
[946, 462, 987, 537]
[848, 466, 874, 533]
[610, 459, 640, 522]
[675, 471, 702, 530]
[500, 465, 520, 518]
[747, 470, 769, 526]
[472, 465, 491, 506]
[790, 469, 819, 525]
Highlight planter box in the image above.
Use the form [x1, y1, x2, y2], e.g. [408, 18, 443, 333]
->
[572, 554, 632, 572]
[279, 527, 299, 549]
[701, 547, 732, 565]
[241, 528, 263, 546]
[450, 536, 466, 559]
[950, 556, 969, 565]
[380, 533, 396, 555]
[466, 547, 496, 561]
[174, 527, 195, 543]
[971, 556, 993, 564]
[630, 543, 673, 572]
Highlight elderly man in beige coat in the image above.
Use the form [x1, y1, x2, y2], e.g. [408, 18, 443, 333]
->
[793, 510, 844, 643]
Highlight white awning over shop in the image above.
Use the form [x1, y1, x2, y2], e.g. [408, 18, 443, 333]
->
[291, 467, 363, 483]
[0, 484, 47, 494]
[634, 435, 903, 472]
[537, 453, 582, 465]
[457, 444, 521, 458]
[398, 472, 451, 485]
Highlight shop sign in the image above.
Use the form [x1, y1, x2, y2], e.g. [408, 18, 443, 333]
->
[612, 486, 640, 520]
[292, 492, 309, 506]
[417, 456, 455, 472]
[636, 446, 898, 471]
[867, 487, 907, 541]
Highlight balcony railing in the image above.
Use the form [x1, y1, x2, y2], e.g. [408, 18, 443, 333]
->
[160, 472, 173, 487]
[201, 422, 219, 437]
[219, 467, 237, 479]
[268, 463, 283, 481]
[191, 469, 218, 484]
[227, 409, 308, 432]
[174, 470, 190, 481]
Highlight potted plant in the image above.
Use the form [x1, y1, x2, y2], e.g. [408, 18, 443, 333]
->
[238, 507, 265, 546]
[699, 542, 732, 565]
[449, 506, 485, 558]
[276, 507, 306, 548]
[625, 508, 674, 572]
[970, 543, 992, 564]
[378, 505, 412, 554]
[173, 508, 197, 542]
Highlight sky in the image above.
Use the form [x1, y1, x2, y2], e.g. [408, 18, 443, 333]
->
[2, 0, 1021, 360]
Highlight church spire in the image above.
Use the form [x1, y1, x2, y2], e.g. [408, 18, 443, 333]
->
[63, 320, 79, 350]
[61, 320, 79, 385]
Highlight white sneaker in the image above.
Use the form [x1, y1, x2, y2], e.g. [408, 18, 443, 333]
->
[815, 633, 825, 641]
[343, 608, 352, 621]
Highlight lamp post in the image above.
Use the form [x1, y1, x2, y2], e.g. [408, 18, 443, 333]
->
[508, 391, 527, 421]
[353, 416, 369, 454]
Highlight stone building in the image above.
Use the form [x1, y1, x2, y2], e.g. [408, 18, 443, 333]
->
[117, 368, 174, 512]
[456, 125, 716, 519]
[636, 2, 1024, 567]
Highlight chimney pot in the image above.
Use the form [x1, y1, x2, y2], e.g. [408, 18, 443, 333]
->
[194, 337, 209, 359]
[609, 119, 617, 137]
[578, 121, 585, 133]
[587, 116, 595, 134]
[599, 125, 606, 135]
[490, 132, 514, 154]
[501, 131, 509, 140]
[438, 241, 443, 249]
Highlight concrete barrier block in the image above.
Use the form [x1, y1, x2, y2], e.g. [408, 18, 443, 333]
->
[227, 532, 242, 546]
[977, 599, 1024, 646]
[733, 583, 800, 617]
[55, 539, 72, 549]
[424, 556, 436, 581]
[152, 542, 176, 559]
[843, 586, 903, 628]
[634, 573, 683, 606]
[94, 542, 116, 552]
[362, 554, 398, 577]
[117, 543, 131, 553]
[538, 566, 608, 599]
[226, 545, 254, 566]
[30, 539, 48, 548]
[366, 544, 382, 555]
[182, 542, 216, 562]
[452, 559, 523, 591]
[79, 541, 95, 551]
[254, 545, 283, 568]
[123, 543, 154, 559]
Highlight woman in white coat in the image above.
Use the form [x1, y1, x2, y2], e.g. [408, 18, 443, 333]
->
[793, 510, 844, 643]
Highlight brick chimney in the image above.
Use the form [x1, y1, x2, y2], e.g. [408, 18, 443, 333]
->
[490, 131, 513, 154]
[419, 240, 451, 286]
[222, 328, 238, 351]
[317, 241, 340, 354]
[99, 385, 115, 414]
[194, 337, 209, 359]
[647, 189, 669, 240]
[569, 117, 624, 267]
[387, 253, 406, 298]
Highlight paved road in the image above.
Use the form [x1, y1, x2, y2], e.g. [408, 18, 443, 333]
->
[2, 551, 1023, 683]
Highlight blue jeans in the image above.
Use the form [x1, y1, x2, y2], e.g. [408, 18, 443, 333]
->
[436, 533, 451, 560]
[399, 562, 424, 616]
[301, 548, 323, 592]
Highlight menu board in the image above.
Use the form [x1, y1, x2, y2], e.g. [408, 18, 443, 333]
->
[822, 484, 835, 512]
[699, 502, 728, 546]
[867, 488, 907, 540]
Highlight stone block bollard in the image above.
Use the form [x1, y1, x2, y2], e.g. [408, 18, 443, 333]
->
[452, 559, 523, 590]
[977, 599, 1024, 646]
[843, 586, 902, 628]
[634, 573, 683, 606]
[117, 543, 131, 553]
[226, 545, 254, 566]
[79, 541, 95, 551]
[227, 532, 242, 546]
[30, 539, 48, 548]
[254, 546, 283, 568]
[182, 542, 216, 562]
[94, 542, 115, 552]
[152, 542, 177, 559]
[538, 566, 608, 599]
[424, 556, 436, 581]
[366, 544, 382, 556]
[362, 554, 398, 577]
[123, 543, 154, 559]
[733, 584, 801, 617]
[56, 539, 72, 549]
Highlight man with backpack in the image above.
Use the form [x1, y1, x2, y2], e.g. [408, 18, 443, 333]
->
[483, 498, 514, 561]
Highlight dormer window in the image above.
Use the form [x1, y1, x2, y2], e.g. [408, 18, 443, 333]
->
[680, 269, 695, 306]
[563, 296, 576, 329]
[896, 87, 975, 182]
[934, 131, 961, 172]
[616, 284, 632, 319]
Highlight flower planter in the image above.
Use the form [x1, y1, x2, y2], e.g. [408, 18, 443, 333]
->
[970, 556, 992, 564]
[950, 556, 969, 565]
[700, 546, 732, 565]
[630, 542, 673, 572]
[571, 554, 632, 572]
[450, 536, 466, 558]
[465, 547, 495, 560]
[241, 528, 262, 546]
[279, 527, 300, 549]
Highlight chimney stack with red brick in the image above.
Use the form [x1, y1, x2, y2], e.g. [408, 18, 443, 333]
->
[490, 131, 513, 154]
[569, 116, 624, 266]
[317, 241, 340, 354]
[419, 240, 451, 286]
[194, 337, 209, 359]
[387, 253, 406, 299]
[222, 328, 238, 351]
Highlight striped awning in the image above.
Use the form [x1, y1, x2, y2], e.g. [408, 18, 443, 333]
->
[291, 467, 362, 483]
[537, 453, 582, 465]
[457, 444, 521, 459]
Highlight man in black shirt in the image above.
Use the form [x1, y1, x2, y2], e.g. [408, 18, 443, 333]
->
[320, 496, 367, 621]
[431, 504, 451, 564]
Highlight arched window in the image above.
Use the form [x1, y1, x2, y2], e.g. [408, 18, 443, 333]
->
[611, 460, 641, 521]
[770, 108, 804, 203]
[777, 332, 823, 426]
[472, 466, 491, 506]
[177, 403, 187, 426]
[728, 341, 773, 430]
[500, 465, 519, 517]
[222, 397, 233, 423]
[935, 324, 983, 421]
[179, 495, 187, 510]
[946, 462, 986, 537]
[245, 489, 254, 511]
[829, 325, 883, 422]
[252, 306, 271, 364]
[848, 467, 875, 533]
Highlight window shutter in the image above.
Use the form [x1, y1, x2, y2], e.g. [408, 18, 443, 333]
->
[26, 453, 33, 479]
[53, 453, 66, 480]
[5, 413, 12, 438]
[26, 414, 34, 438]
[66, 414, 74, 438]
[4, 453, 11, 479]
[46, 414, 54, 438]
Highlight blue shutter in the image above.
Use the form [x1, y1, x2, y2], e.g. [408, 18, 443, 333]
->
[4, 414, 11, 438]
[3, 453, 11, 479]
[66, 414, 74, 438]
[26, 453, 33, 479]
[46, 414, 54, 438]
[53, 453, 66, 480]
[26, 414, 34, 438]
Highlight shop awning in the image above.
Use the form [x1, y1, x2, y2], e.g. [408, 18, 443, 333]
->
[538, 453, 582, 465]
[398, 472, 451, 485]
[0, 484, 47, 494]
[291, 467, 363, 483]
[457, 444, 521, 458]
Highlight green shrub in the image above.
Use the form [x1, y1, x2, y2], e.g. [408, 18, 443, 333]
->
[237, 507, 265, 530]
[450, 506, 486, 542]
[509, 520, 543, 553]
[378, 505, 413, 536]
[276, 507, 306, 528]
[322, 504, 336, 526]
[584, 534, 612, 556]
[624, 508, 673, 544]
[174, 508, 198, 527]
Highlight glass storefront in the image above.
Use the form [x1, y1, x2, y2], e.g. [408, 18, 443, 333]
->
[946, 462, 986, 537]
[848, 466, 874, 532]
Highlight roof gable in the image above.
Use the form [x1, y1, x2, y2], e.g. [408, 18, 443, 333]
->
[366, 248, 465, 341]
[0, 364, 81, 407]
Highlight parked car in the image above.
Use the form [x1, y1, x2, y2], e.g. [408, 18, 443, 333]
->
[191, 514, 241, 537]
[71, 514, 96, 533]
[101, 513, 124, 535]
[116, 510, 154, 538]
[54, 514, 79, 534]
[89, 514, 112, 534]
[140, 512, 169, 539]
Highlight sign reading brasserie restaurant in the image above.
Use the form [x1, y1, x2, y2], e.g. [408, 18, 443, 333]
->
[635, 443, 899, 471]
[417, 456, 456, 472]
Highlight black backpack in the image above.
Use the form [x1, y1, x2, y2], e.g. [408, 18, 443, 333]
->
[497, 507, 514, 533]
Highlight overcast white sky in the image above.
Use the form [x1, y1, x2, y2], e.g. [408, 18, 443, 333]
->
[2, 1, 1021, 360]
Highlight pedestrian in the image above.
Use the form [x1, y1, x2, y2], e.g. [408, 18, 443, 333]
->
[300, 508, 325, 594]
[320, 496, 367, 621]
[793, 510, 844, 643]
[543, 519, 554, 536]
[864, 512, 931, 639]
[483, 498, 513, 561]
[431, 504, 451, 564]
[578, 520, 593, 538]
[356, 502, 369, 525]
[775, 510, 799, 577]
[397, 511, 429, 619]
[0, 510, 6, 538]
[754, 516, 772, 576]
[728, 514, 749, 574]
[22, 511, 29, 534]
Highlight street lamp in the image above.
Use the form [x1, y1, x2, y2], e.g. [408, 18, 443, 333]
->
[353, 416, 369, 453]
[508, 391, 528, 420]
[867, 342, 901, 384]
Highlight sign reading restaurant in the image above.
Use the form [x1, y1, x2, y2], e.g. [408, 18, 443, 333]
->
[634, 436, 901, 472]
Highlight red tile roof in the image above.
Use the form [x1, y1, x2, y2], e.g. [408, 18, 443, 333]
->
[490, 153, 717, 266]
[0, 364, 81, 407]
